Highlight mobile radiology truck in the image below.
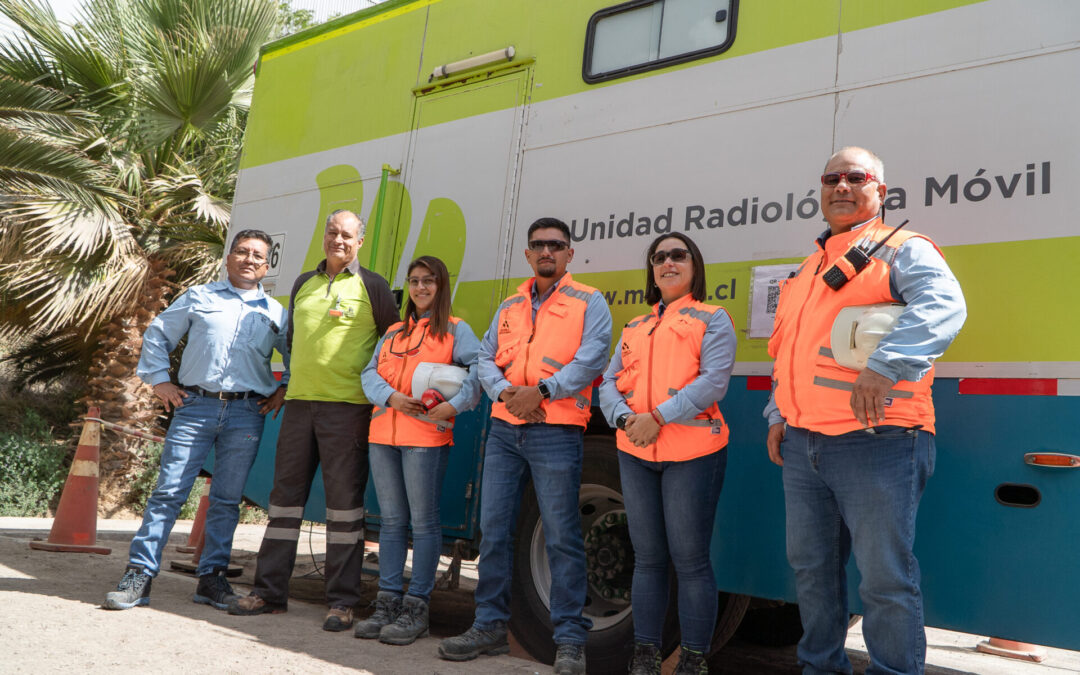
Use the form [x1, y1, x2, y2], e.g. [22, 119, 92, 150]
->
[227, 0, 1080, 671]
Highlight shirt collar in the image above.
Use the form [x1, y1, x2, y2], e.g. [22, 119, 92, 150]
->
[530, 274, 564, 305]
[212, 279, 267, 303]
[817, 215, 880, 248]
[315, 257, 362, 276]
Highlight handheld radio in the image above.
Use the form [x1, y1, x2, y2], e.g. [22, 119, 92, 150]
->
[822, 219, 909, 291]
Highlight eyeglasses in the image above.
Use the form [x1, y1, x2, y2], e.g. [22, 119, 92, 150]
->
[528, 239, 570, 253]
[650, 248, 691, 266]
[407, 276, 438, 288]
[230, 248, 268, 264]
[821, 170, 878, 187]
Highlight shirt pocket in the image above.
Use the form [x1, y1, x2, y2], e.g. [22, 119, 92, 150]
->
[192, 307, 230, 338]
[238, 311, 278, 357]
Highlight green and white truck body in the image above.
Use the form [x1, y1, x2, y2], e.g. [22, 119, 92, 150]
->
[227, 0, 1080, 668]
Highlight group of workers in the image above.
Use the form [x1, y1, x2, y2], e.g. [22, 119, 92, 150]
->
[100, 146, 965, 675]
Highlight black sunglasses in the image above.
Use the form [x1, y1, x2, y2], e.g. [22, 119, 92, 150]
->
[650, 248, 691, 265]
[528, 239, 570, 252]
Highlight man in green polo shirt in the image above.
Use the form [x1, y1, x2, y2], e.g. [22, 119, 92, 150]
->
[229, 210, 397, 632]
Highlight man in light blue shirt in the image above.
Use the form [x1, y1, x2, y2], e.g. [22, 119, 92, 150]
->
[104, 229, 289, 612]
[439, 218, 612, 675]
[763, 147, 966, 675]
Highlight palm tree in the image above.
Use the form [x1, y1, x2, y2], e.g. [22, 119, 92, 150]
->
[0, 0, 277, 471]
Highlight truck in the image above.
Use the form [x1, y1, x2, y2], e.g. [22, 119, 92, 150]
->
[226, 0, 1080, 671]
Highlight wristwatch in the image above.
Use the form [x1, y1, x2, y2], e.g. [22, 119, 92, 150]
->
[616, 413, 631, 430]
[537, 381, 552, 400]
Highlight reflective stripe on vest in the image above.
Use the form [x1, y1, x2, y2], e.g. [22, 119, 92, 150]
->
[768, 219, 941, 435]
[491, 274, 597, 427]
[369, 316, 458, 447]
[614, 294, 730, 462]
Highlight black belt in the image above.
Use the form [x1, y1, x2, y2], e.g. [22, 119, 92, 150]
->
[186, 386, 258, 401]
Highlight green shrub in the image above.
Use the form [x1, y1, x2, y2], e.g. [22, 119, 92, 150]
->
[0, 411, 69, 517]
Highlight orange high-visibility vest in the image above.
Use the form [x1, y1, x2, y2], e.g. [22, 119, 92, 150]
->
[369, 316, 459, 447]
[614, 294, 730, 461]
[769, 219, 942, 435]
[491, 274, 596, 428]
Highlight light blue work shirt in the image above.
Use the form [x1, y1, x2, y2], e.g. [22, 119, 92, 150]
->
[136, 280, 290, 397]
[764, 222, 967, 426]
[478, 275, 613, 403]
[361, 314, 483, 414]
[600, 300, 737, 427]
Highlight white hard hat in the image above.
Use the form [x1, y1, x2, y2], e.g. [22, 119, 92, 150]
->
[829, 303, 905, 371]
[411, 362, 468, 400]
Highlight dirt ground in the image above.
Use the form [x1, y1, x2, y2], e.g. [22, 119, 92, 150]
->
[0, 520, 539, 675]
[3, 518, 1078, 675]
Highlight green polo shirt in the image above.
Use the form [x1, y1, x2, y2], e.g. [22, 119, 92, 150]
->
[286, 262, 379, 404]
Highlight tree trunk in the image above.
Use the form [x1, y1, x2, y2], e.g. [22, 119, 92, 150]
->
[80, 256, 177, 483]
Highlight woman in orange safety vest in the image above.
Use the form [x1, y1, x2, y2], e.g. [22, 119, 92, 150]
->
[598, 233, 736, 675]
[358, 255, 481, 645]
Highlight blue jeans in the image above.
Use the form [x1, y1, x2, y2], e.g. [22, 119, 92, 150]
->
[618, 448, 727, 652]
[369, 442, 449, 602]
[128, 395, 264, 577]
[782, 425, 935, 675]
[473, 419, 592, 644]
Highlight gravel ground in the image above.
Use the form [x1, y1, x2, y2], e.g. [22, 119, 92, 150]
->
[2, 518, 1077, 675]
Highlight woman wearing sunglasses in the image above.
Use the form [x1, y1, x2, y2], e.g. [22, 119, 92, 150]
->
[358, 255, 481, 645]
[599, 233, 736, 675]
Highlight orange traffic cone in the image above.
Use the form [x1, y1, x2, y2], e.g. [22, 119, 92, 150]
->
[175, 477, 211, 555]
[30, 407, 112, 555]
[976, 637, 1046, 662]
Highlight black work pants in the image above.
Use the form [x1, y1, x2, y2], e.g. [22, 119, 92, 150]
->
[251, 399, 371, 609]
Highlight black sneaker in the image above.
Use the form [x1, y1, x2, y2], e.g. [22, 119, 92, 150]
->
[673, 647, 709, 675]
[437, 623, 510, 661]
[355, 591, 402, 639]
[103, 565, 152, 610]
[553, 643, 586, 675]
[378, 595, 429, 645]
[628, 642, 662, 675]
[193, 567, 239, 610]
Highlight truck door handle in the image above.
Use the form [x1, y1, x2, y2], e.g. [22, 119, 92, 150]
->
[1024, 452, 1080, 468]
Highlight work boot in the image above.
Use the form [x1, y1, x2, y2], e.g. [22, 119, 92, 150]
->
[552, 643, 586, 675]
[227, 593, 287, 616]
[673, 647, 709, 675]
[323, 605, 355, 632]
[628, 642, 662, 675]
[354, 591, 402, 639]
[437, 622, 510, 661]
[192, 567, 238, 610]
[378, 594, 429, 645]
[103, 564, 152, 610]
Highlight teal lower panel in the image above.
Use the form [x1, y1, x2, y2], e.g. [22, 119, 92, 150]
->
[709, 377, 1080, 652]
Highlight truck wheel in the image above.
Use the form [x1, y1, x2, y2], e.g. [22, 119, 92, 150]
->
[509, 435, 678, 674]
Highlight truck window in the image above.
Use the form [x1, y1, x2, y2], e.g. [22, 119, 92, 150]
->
[583, 0, 738, 83]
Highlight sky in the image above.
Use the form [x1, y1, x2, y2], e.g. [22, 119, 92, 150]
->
[0, 1, 384, 38]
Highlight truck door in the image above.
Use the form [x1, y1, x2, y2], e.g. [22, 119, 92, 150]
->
[366, 65, 533, 541]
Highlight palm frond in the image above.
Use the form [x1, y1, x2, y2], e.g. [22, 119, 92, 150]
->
[0, 246, 147, 333]
[0, 0, 128, 101]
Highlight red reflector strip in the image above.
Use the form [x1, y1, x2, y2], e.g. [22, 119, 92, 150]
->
[958, 378, 1057, 396]
[1025, 453, 1080, 468]
[746, 376, 772, 391]
[273, 371, 283, 381]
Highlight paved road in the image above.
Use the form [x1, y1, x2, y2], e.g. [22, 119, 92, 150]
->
[2, 518, 1077, 675]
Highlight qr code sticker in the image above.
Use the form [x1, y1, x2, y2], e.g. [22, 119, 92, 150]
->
[766, 283, 781, 314]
